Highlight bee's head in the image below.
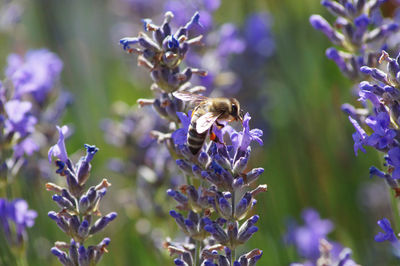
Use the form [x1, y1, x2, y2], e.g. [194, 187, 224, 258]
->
[229, 98, 242, 122]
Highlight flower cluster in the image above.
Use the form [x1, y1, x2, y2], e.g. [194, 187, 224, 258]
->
[6, 48, 63, 102]
[310, 1, 400, 258]
[344, 50, 400, 255]
[1, 49, 69, 183]
[117, 9, 269, 265]
[285, 208, 358, 266]
[120, 11, 205, 92]
[0, 198, 37, 248]
[165, 112, 267, 265]
[310, 0, 399, 80]
[47, 126, 116, 265]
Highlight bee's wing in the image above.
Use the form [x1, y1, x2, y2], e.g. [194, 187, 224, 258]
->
[196, 112, 222, 134]
[173, 91, 208, 105]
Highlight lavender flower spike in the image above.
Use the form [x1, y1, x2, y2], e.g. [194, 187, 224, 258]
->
[47, 129, 116, 265]
[166, 108, 267, 264]
[310, 0, 399, 80]
[117, 9, 269, 265]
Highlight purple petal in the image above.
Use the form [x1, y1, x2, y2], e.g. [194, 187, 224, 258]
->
[48, 125, 69, 163]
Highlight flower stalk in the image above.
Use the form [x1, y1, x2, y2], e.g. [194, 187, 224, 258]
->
[47, 126, 116, 265]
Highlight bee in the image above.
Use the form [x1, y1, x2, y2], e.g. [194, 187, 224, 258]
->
[173, 91, 243, 155]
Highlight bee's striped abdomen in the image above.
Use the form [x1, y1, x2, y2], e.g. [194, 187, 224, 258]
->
[187, 122, 207, 155]
[187, 109, 208, 155]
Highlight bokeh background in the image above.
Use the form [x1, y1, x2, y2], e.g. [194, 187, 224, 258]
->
[1, 0, 399, 265]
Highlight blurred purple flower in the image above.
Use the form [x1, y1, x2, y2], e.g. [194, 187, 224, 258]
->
[5, 49, 63, 103]
[163, 0, 220, 31]
[48, 125, 69, 163]
[4, 99, 36, 136]
[13, 137, 39, 158]
[244, 12, 274, 57]
[0, 198, 37, 247]
[217, 24, 246, 57]
[286, 208, 334, 261]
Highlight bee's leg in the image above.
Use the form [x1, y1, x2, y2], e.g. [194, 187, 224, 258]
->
[209, 125, 224, 144]
[216, 121, 225, 130]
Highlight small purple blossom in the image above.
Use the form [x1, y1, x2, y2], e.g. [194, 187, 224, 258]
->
[13, 137, 39, 158]
[0, 198, 37, 247]
[5, 49, 63, 102]
[48, 125, 69, 163]
[229, 113, 263, 155]
[4, 99, 36, 136]
[163, 0, 218, 31]
[217, 24, 246, 57]
[348, 116, 367, 155]
[365, 112, 396, 149]
[286, 208, 334, 261]
[172, 110, 192, 145]
[375, 218, 398, 243]
[244, 12, 274, 57]
[286, 208, 358, 265]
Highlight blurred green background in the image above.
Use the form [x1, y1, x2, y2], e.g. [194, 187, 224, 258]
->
[1, 0, 399, 265]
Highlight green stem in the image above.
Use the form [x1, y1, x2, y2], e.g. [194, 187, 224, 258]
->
[194, 240, 200, 266]
[231, 248, 236, 265]
[185, 174, 192, 186]
[13, 248, 27, 266]
[231, 190, 236, 264]
[231, 191, 235, 219]
[16, 256, 27, 266]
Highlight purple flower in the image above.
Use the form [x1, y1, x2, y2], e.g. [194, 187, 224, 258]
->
[286, 208, 334, 261]
[217, 24, 246, 57]
[310, 1, 398, 79]
[244, 12, 274, 57]
[172, 110, 192, 145]
[5, 49, 63, 102]
[309, 15, 343, 45]
[163, 0, 218, 31]
[358, 82, 383, 108]
[0, 198, 37, 247]
[375, 218, 398, 243]
[48, 125, 69, 163]
[10, 199, 37, 228]
[365, 112, 396, 149]
[4, 99, 36, 136]
[229, 113, 263, 154]
[47, 140, 115, 264]
[348, 116, 367, 155]
[325, 47, 347, 72]
[13, 137, 39, 158]
[375, 218, 400, 256]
